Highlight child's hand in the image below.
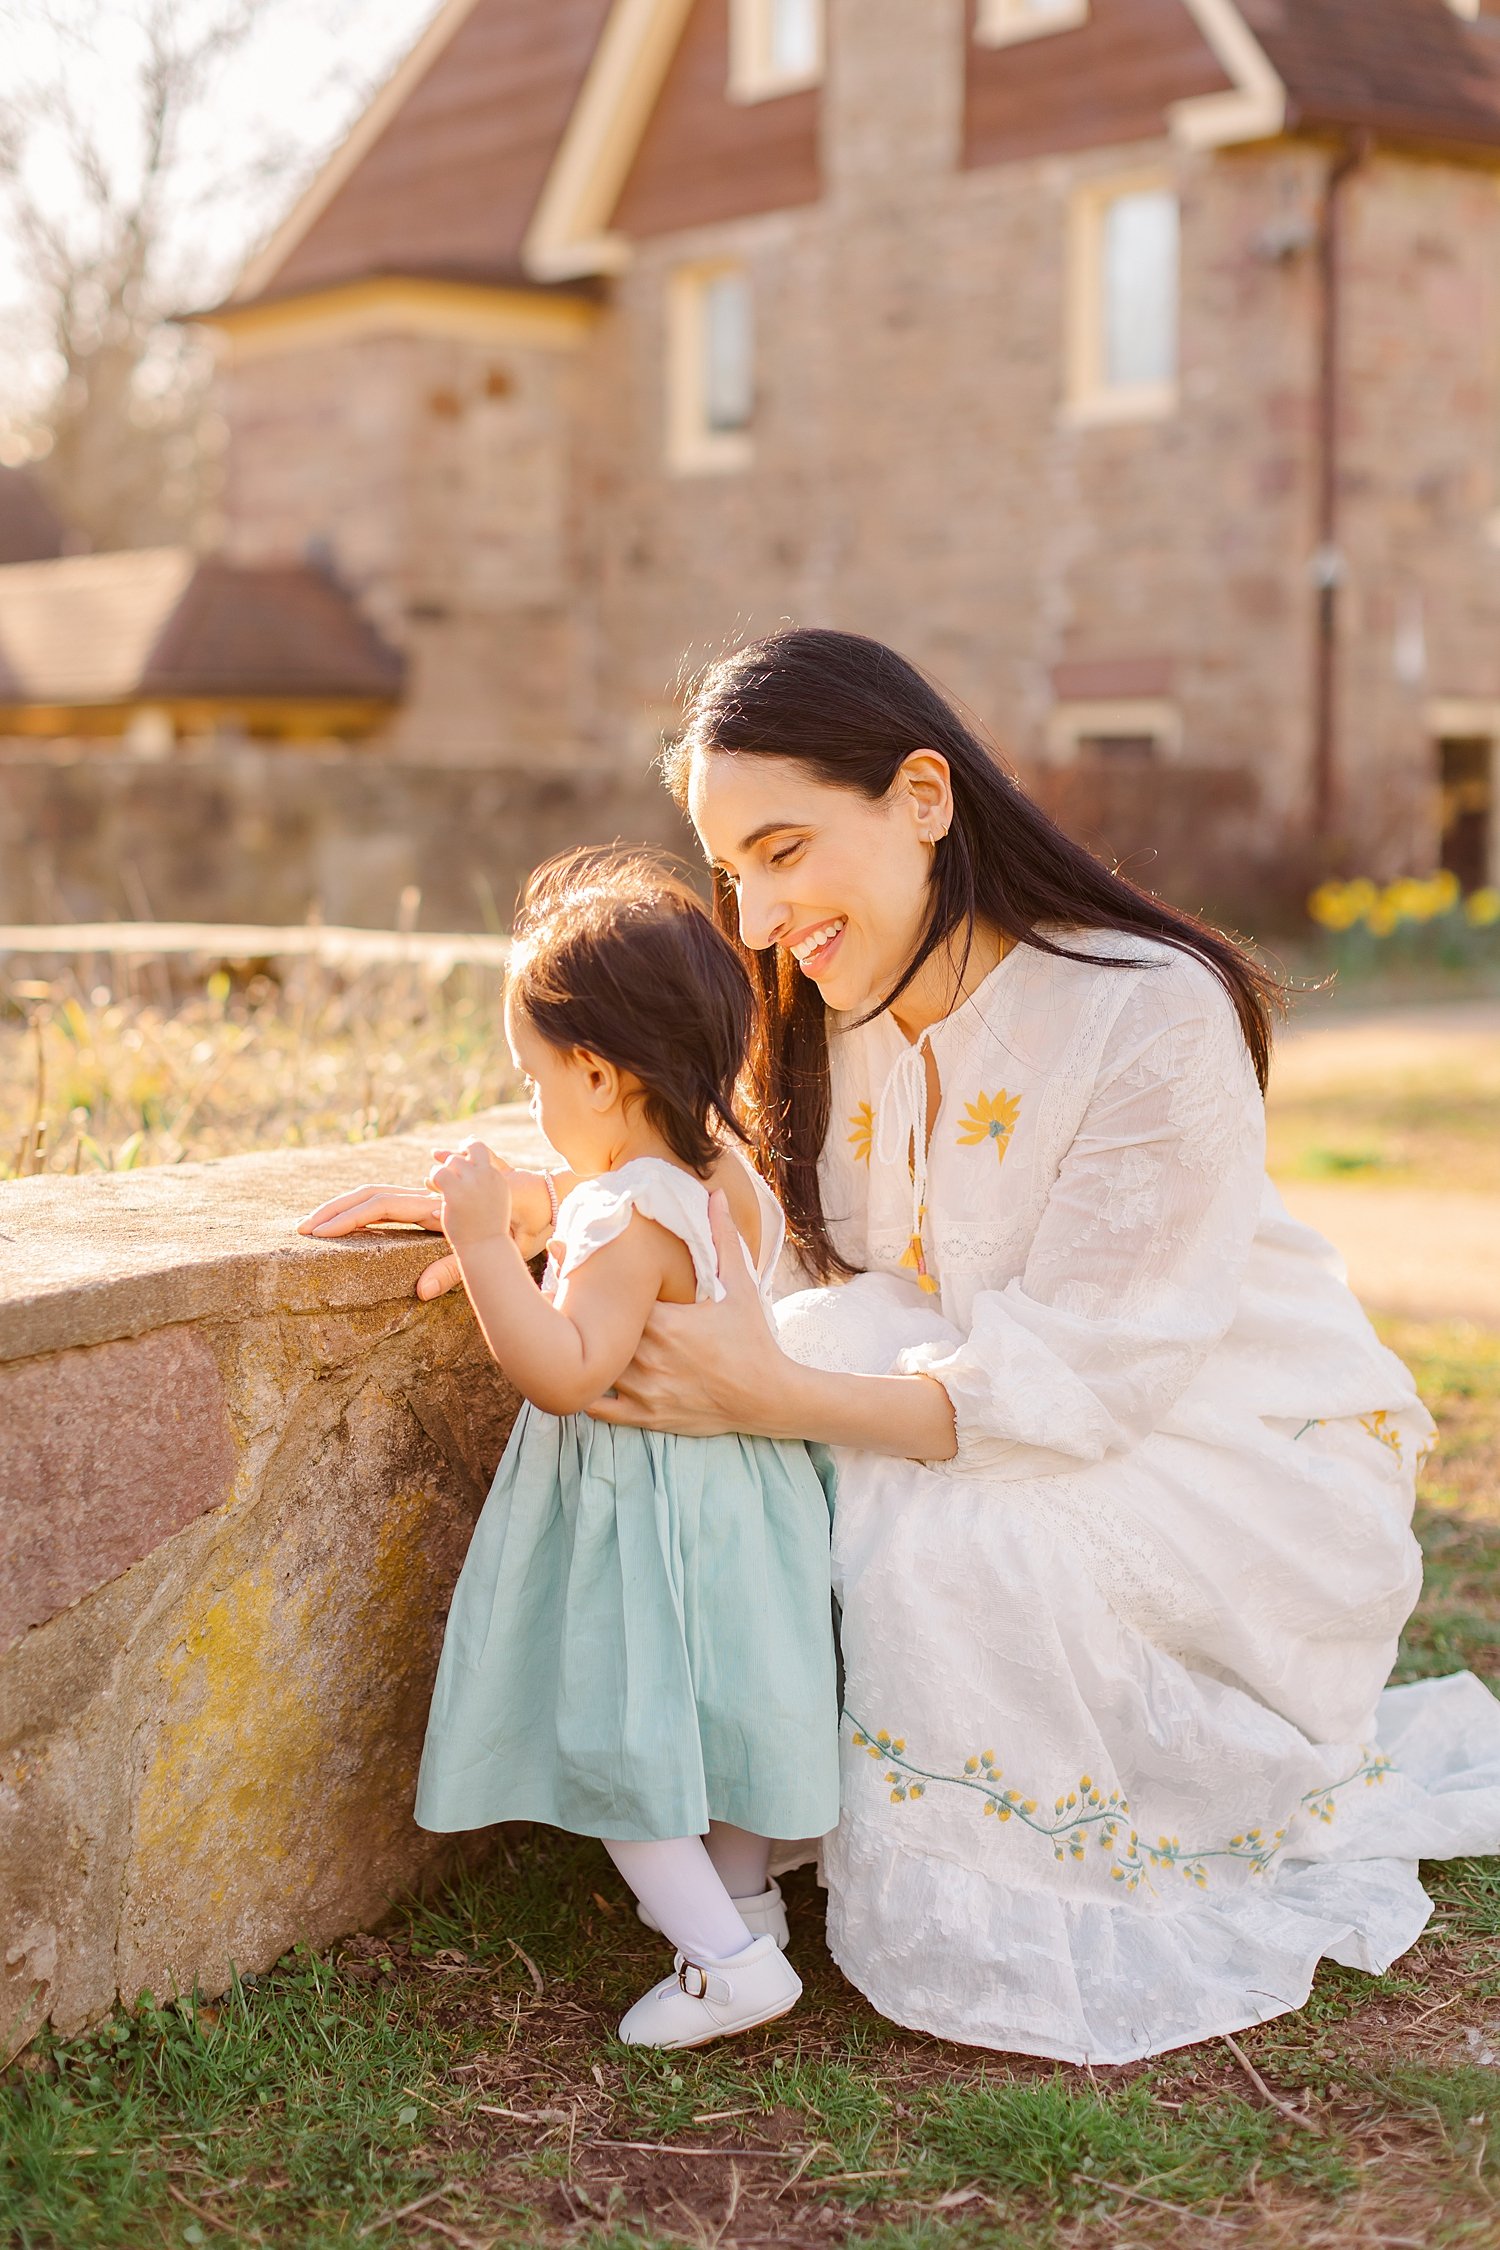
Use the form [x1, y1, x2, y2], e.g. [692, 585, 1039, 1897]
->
[427, 1145, 555, 1254]
[430, 1140, 514, 1255]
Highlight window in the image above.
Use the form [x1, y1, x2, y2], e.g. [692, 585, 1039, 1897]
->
[976, 0, 1089, 47]
[729, 0, 824, 102]
[1067, 178, 1179, 424]
[1046, 701, 1182, 764]
[1438, 736, 1495, 891]
[667, 264, 754, 475]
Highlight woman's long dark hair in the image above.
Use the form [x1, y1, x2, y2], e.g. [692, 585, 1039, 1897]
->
[662, 628, 1284, 1280]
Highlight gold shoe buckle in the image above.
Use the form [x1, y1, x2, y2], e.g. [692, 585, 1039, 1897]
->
[677, 1961, 710, 1999]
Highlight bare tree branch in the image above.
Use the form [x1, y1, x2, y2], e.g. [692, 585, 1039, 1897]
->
[0, 0, 426, 547]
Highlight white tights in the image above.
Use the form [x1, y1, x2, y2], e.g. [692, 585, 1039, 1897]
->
[604, 1823, 773, 1963]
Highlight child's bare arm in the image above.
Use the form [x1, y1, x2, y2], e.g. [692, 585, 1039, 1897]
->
[430, 1144, 678, 1416]
[457, 1223, 674, 1415]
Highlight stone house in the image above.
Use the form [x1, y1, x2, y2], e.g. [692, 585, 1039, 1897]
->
[11, 0, 1500, 925]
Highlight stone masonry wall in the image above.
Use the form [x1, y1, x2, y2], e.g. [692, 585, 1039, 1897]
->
[570, 0, 1337, 900]
[0, 743, 690, 930]
[221, 327, 600, 769]
[1334, 151, 1500, 869]
[0, 1110, 545, 2055]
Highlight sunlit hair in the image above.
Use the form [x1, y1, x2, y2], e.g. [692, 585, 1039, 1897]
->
[663, 627, 1285, 1280]
[508, 847, 754, 1176]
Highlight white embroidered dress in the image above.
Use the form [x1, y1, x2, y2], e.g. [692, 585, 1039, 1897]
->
[773, 934, 1500, 2065]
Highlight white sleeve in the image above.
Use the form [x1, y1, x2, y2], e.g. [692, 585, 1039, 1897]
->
[552, 1162, 726, 1302]
[895, 962, 1265, 1479]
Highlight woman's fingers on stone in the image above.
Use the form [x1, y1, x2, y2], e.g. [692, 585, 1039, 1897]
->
[416, 1252, 463, 1299]
[300, 1185, 407, 1232]
[297, 1183, 385, 1231]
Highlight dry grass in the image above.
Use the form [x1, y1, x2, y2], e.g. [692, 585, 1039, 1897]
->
[0, 956, 513, 1180]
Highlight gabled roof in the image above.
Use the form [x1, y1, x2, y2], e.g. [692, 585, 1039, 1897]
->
[1244, 0, 1500, 153]
[0, 551, 404, 710]
[233, 0, 614, 307]
[235, 0, 1500, 312]
[0, 467, 67, 566]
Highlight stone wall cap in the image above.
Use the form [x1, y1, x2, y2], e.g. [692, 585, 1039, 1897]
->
[0, 1106, 550, 1364]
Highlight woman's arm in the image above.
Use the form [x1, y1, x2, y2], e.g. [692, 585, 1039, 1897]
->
[588, 1195, 959, 1461]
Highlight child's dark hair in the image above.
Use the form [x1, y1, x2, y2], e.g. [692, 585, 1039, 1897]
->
[509, 848, 754, 1176]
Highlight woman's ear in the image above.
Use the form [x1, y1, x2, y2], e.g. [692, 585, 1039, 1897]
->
[897, 749, 954, 847]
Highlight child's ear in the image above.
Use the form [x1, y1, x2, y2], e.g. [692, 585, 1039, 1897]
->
[577, 1049, 620, 1111]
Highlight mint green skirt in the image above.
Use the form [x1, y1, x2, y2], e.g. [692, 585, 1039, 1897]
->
[414, 1407, 841, 1843]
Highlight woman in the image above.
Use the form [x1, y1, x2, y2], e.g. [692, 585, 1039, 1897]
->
[309, 628, 1500, 2065]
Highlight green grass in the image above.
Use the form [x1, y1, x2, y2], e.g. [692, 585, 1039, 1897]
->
[5, 1317, 1500, 2249]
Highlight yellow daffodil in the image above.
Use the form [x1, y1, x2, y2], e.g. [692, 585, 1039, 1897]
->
[1467, 887, 1500, 928]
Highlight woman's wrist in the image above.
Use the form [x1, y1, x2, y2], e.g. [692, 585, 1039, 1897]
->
[767, 1359, 958, 1461]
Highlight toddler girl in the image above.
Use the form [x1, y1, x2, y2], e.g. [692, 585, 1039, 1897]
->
[410, 851, 839, 2047]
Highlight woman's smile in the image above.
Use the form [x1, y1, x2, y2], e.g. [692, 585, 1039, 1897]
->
[787, 915, 848, 976]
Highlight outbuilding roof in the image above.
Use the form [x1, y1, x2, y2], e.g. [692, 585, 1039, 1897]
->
[0, 550, 404, 713]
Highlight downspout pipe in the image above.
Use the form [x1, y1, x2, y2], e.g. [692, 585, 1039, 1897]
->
[1310, 129, 1372, 849]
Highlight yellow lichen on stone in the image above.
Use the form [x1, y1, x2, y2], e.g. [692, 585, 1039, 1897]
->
[137, 1566, 304, 1910]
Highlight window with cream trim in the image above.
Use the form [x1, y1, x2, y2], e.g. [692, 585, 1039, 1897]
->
[729, 0, 824, 102]
[1066, 177, 1179, 423]
[667, 264, 755, 475]
[976, 0, 1089, 46]
[1046, 700, 1182, 764]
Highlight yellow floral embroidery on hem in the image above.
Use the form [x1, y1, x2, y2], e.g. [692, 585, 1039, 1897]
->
[1360, 1409, 1405, 1465]
[846, 1713, 1393, 1893]
[848, 1101, 874, 1166]
[958, 1087, 1022, 1163]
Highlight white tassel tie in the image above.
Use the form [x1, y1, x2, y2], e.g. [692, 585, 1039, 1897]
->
[874, 1035, 940, 1296]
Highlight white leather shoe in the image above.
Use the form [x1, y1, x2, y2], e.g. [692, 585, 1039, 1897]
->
[635, 1877, 790, 1950]
[616, 1935, 802, 2049]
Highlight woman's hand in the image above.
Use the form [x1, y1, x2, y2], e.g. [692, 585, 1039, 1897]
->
[589, 1191, 959, 1460]
[298, 1146, 556, 1302]
[588, 1192, 782, 1437]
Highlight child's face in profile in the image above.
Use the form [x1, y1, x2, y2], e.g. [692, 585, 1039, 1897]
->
[505, 993, 616, 1177]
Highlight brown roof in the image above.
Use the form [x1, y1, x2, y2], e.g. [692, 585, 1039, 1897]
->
[244, 0, 614, 305]
[0, 467, 66, 566]
[0, 549, 404, 709]
[1246, 0, 1500, 152]
[237, 0, 1500, 314]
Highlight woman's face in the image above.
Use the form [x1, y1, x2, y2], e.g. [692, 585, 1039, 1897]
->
[687, 748, 950, 1016]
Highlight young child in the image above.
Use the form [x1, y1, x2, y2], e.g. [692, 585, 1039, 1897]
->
[410, 850, 839, 2048]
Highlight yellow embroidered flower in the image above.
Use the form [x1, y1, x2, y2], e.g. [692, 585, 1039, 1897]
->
[958, 1088, 1022, 1162]
[848, 1101, 874, 1164]
[1360, 1410, 1404, 1464]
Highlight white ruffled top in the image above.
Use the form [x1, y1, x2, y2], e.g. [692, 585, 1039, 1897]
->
[545, 1152, 785, 1307]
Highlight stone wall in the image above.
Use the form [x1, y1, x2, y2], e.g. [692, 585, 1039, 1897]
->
[0, 742, 690, 930]
[221, 325, 599, 769]
[0, 1109, 545, 2055]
